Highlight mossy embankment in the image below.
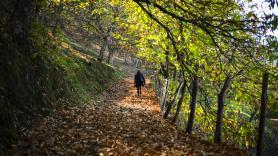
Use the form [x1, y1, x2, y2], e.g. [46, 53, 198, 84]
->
[0, 23, 122, 149]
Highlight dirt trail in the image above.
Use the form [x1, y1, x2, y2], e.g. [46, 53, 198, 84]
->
[9, 67, 247, 156]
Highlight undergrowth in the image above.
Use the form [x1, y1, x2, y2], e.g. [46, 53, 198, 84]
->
[0, 22, 122, 149]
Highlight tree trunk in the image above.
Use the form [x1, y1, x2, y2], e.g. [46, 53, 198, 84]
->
[98, 36, 108, 62]
[124, 53, 128, 64]
[0, 0, 39, 146]
[107, 37, 115, 64]
[173, 81, 186, 123]
[161, 79, 170, 111]
[163, 81, 182, 119]
[214, 75, 231, 144]
[6, 0, 37, 48]
[107, 46, 114, 64]
[257, 72, 269, 156]
[135, 59, 139, 67]
[186, 75, 198, 134]
[165, 50, 169, 78]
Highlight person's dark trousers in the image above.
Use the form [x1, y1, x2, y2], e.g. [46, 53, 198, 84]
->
[136, 85, 142, 96]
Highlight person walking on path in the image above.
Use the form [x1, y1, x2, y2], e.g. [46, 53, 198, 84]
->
[134, 70, 145, 96]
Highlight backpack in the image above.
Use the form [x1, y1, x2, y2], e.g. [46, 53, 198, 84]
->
[139, 74, 144, 82]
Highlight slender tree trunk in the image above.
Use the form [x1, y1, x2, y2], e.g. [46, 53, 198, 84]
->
[124, 53, 128, 64]
[160, 63, 167, 78]
[214, 75, 231, 144]
[173, 81, 186, 123]
[163, 81, 182, 119]
[186, 75, 198, 134]
[161, 79, 170, 111]
[135, 59, 139, 67]
[165, 50, 169, 78]
[98, 36, 108, 62]
[107, 47, 114, 64]
[257, 72, 269, 156]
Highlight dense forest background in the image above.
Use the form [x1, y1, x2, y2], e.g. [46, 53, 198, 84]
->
[0, 0, 277, 155]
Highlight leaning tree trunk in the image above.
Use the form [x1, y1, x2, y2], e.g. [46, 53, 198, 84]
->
[256, 72, 269, 156]
[186, 75, 198, 134]
[161, 54, 170, 111]
[214, 75, 231, 144]
[173, 81, 186, 123]
[98, 36, 108, 62]
[163, 81, 182, 119]
[161, 78, 170, 111]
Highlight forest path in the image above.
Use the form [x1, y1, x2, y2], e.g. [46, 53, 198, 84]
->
[9, 66, 246, 156]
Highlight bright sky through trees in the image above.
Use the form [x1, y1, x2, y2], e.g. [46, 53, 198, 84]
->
[243, 0, 278, 36]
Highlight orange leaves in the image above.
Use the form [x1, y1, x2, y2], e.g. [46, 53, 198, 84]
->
[9, 72, 247, 155]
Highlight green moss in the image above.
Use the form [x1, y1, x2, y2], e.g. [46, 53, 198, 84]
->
[46, 41, 121, 104]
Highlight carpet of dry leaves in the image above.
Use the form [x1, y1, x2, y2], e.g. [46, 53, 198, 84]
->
[8, 71, 248, 156]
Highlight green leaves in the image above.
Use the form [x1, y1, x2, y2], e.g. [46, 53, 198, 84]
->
[271, 15, 278, 30]
[38, 0, 278, 150]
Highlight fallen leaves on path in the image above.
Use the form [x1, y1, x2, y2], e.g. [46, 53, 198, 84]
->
[8, 75, 248, 156]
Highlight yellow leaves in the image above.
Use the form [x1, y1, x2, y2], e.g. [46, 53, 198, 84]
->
[52, 0, 62, 3]
[79, 1, 89, 9]
[198, 58, 207, 67]
[110, 0, 121, 5]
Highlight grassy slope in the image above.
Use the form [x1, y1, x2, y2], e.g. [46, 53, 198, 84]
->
[0, 23, 122, 148]
[32, 23, 122, 106]
[54, 37, 122, 103]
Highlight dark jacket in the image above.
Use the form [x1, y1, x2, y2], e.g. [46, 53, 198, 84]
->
[134, 73, 145, 87]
